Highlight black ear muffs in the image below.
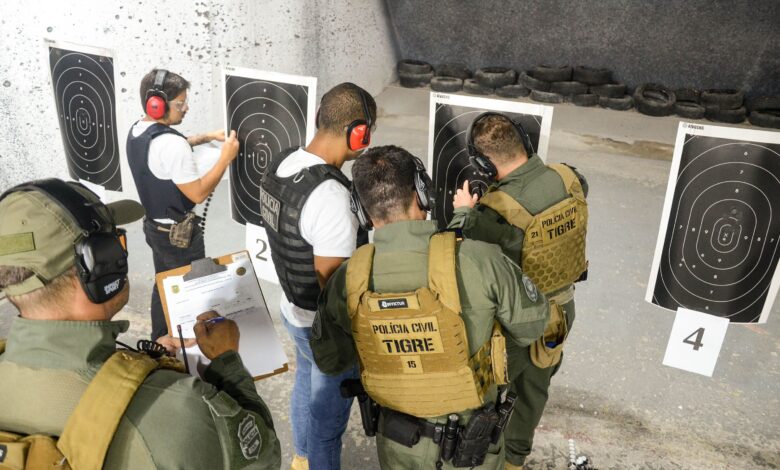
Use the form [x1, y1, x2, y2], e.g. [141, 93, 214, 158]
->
[145, 69, 168, 120]
[346, 89, 372, 151]
[0, 179, 129, 304]
[349, 183, 372, 231]
[467, 112, 534, 180]
[412, 156, 434, 212]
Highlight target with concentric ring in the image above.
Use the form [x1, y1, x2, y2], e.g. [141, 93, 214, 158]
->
[224, 68, 316, 226]
[428, 94, 552, 228]
[649, 124, 780, 323]
[48, 41, 120, 190]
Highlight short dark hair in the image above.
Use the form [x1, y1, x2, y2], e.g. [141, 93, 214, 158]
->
[352, 145, 418, 223]
[472, 114, 526, 164]
[0, 266, 77, 312]
[318, 83, 377, 135]
[139, 69, 190, 112]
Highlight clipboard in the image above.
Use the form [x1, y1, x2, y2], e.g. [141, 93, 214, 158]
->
[155, 251, 288, 381]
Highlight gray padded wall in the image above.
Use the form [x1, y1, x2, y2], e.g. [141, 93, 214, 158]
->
[386, 1, 779, 96]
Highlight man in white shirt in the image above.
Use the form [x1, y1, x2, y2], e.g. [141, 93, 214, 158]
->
[260, 82, 376, 470]
[126, 68, 239, 340]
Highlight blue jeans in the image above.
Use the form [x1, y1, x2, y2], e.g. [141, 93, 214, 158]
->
[283, 316, 358, 469]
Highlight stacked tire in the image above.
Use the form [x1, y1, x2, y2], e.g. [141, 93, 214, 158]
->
[431, 63, 471, 93]
[747, 96, 780, 129]
[633, 83, 675, 117]
[673, 88, 705, 119]
[591, 83, 633, 110]
[700, 89, 746, 124]
[397, 60, 434, 88]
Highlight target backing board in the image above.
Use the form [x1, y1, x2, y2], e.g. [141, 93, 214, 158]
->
[223, 66, 316, 226]
[646, 122, 780, 323]
[46, 39, 121, 190]
[428, 92, 553, 228]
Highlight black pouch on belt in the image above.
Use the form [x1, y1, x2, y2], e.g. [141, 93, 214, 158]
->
[451, 403, 499, 468]
[379, 409, 422, 448]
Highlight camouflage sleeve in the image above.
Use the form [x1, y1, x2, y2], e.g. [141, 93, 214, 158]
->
[449, 205, 524, 262]
[310, 263, 358, 375]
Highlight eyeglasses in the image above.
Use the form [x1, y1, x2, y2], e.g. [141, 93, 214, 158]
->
[169, 98, 188, 111]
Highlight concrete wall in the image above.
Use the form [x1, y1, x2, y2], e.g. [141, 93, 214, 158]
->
[386, 1, 779, 96]
[0, 0, 397, 193]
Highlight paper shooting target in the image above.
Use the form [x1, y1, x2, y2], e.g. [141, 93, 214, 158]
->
[428, 93, 553, 228]
[647, 123, 780, 323]
[47, 41, 121, 190]
[224, 67, 316, 226]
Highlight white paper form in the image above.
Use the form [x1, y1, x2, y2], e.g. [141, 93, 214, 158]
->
[162, 252, 288, 378]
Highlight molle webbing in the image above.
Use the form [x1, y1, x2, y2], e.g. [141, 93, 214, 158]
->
[479, 164, 588, 294]
[57, 351, 159, 470]
[346, 232, 498, 418]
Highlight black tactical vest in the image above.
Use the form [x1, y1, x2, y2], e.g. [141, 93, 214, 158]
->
[126, 122, 195, 220]
[260, 148, 367, 310]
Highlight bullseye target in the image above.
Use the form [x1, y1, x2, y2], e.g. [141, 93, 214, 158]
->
[647, 123, 780, 323]
[223, 67, 316, 225]
[47, 40, 120, 190]
[428, 93, 553, 228]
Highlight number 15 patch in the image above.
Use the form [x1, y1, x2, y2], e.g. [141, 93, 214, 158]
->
[663, 307, 729, 377]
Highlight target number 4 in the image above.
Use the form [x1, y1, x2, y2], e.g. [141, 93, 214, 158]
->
[662, 308, 729, 377]
[682, 327, 705, 350]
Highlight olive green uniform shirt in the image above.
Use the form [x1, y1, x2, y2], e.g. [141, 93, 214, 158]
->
[0, 318, 281, 469]
[449, 154, 588, 293]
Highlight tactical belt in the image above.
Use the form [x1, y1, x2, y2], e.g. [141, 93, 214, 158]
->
[379, 408, 443, 446]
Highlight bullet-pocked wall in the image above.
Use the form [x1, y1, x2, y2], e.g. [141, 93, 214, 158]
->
[0, 0, 398, 192]
[386, 1, 779, 96]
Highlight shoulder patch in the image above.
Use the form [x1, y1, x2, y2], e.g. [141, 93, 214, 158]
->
[522, 274, 539, 303]
[237, 414, 262, 460]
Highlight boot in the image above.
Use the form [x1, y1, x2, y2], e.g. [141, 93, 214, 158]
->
[291, 455, 309, 470]
[505, 462, 524, 470]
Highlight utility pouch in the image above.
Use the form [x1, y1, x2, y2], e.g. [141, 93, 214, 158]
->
[489, 322, 508, 385]
[451, 403, 499, 468]
[530, 301, 568, 368]
[168, 211, 198, 249]
[379, 409, 422, 448]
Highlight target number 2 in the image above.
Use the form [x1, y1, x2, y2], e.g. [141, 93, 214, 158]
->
[663, 308, 729, 377]
[255, 239, 268, 261]
[682, 327, 705, 350]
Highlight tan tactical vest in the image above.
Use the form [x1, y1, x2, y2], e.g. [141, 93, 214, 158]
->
[0, 342, 183, 470]
[479, 163, 588, 295]
[346, 232, 507, 418]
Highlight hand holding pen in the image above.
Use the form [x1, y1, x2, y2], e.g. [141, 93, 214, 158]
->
[193, 310, 240, 360]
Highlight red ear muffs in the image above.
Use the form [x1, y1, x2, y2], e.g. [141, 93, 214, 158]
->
[145, 95, 167, 120]
[347, 121, 370, 151]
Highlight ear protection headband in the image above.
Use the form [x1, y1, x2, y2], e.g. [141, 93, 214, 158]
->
[466, 112, 534, 180]
[145, 69, 168, 120]
[315, 87, 373, 151]
[346, 89, 373, 151]
[0, 179, 128, 304]
[349, 155, 435, 231]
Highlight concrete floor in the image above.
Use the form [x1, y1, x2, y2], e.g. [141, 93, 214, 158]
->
[1, 85, 778, 469]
